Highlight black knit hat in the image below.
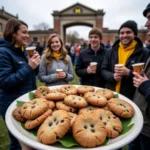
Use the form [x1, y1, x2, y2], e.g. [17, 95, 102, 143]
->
[118, 20, 138, 36]
[143, 3, 150, 17]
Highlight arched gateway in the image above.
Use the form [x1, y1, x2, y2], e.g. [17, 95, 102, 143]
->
[52, 3, 105, 42]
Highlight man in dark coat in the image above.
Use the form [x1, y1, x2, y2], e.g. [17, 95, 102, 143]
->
[75, 28, 106, 87]
[101, 20, 149, 100]
[131, 3, 150, 150]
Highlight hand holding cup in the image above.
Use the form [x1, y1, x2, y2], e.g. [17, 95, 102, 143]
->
[56, 69, 66, 79]
[87, 62, 97, 74]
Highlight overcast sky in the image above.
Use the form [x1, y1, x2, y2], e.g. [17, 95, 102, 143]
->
[0, 0, 149, 39]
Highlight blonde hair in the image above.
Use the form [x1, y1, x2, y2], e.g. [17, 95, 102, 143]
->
[44, 34, 68, 66]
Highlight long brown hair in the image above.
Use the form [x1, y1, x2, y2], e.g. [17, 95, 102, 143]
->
[44, 34, 68, 66]
[4, 18, 28, 44]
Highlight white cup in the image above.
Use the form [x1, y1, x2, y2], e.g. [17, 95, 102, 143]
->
[115, 64, 124, 67]
[90, 62, 97, 66]
[56, 69, 63, 74]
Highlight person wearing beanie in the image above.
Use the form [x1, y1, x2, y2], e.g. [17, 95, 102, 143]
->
[118, 20, 138, 36]
[131, 3, 150, 150]
[75, 28, 106, 87]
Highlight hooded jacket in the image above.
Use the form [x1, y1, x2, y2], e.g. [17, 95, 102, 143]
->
[101, 37, 149, 99]
[0, 38, 37, 118]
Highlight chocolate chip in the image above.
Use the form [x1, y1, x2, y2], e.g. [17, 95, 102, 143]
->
[54, 118, 57, 122]
[104, 122, 107, 125]
[108, 116, 110, 119]
[23, 106, 27, 109]
[70, 108, 72, 112]
[61, 120, 64, 123]
[56, 121, 59, 125]
[84, 125, 87, 129]
[49, 122, 53, 126]
[100, 116, 102, 120]
[74, 102, 77, 105]
[91, 129, 95, 133]
[56, 136, 59, 140]
[90, 124, 94, 128]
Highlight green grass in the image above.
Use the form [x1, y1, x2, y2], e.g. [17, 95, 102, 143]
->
[0, 69, 127, 150]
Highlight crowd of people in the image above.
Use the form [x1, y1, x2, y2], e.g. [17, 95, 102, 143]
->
[0, 2, 150, 150]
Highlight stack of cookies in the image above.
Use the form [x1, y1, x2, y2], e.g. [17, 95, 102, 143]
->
[12, 85, 135, 148]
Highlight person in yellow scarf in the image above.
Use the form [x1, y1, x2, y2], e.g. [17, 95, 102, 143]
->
[38, 34, 74, 86]
[101, 20, 149, 150]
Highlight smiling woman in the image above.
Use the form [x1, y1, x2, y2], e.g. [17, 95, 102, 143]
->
[0, 18, 40, 150]
[38, 33, 74, 86]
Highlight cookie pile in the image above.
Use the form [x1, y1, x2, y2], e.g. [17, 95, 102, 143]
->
[12, 85, 135, 148]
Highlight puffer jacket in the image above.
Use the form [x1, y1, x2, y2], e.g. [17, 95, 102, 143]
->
[0, 38, 38, 118]
[101, 37, 149, 99]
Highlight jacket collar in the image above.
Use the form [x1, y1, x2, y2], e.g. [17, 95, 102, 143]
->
[112, 37, 144, 54]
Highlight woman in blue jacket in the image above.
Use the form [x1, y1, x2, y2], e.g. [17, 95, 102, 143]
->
[0, 18, 40, 150]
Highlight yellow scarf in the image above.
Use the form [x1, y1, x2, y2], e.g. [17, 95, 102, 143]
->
[115, 40, 137, 93]
[52, 51, 61, 61]
[15, 44, 24, 52]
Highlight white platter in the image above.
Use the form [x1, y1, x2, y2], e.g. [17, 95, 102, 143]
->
[5, 85, 143, 150]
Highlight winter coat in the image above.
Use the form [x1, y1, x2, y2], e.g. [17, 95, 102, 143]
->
[0, 38, 38, 118]
[101, 37, 149, 99]
[133, 56, 150, 137]
[75, 44, 106, 87]
[38, 54, 74, 86]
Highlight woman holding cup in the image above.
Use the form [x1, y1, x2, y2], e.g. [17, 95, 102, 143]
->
[38, 34, 74, 86]
[0, 18, 40, 150]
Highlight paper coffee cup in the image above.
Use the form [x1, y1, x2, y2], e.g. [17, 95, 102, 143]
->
[56, 69, 63, 73]
[132, 63, 145, 75]
[115, 64, 124, 67]
[90, 62, 97, 66]
[26, 46, 36, 58]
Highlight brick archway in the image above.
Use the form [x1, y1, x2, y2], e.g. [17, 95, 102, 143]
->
[52, 2, 105, 42]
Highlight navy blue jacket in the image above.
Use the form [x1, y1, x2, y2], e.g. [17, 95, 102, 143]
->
[0, 38, 38, 118]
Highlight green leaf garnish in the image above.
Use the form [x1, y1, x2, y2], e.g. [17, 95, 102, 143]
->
[102, 138, 109, 145]
[120, 118, 134, 135]
[114, 94, 119, 98]
[16, 100, 25, 107]
[57, 133, 79, 147]
[29, 92, 35, 100]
